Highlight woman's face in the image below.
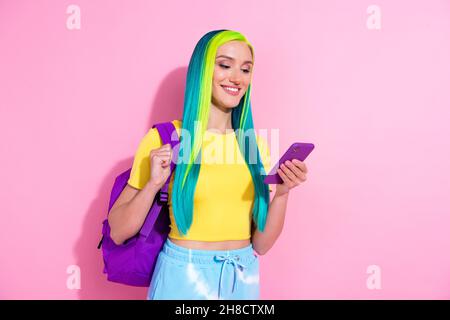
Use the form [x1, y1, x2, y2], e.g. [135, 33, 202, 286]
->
[211, 40, 253, 109]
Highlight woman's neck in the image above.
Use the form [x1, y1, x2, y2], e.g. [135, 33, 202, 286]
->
[207, 102, 233, 133]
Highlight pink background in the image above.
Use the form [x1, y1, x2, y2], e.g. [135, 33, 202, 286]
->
[1, 0, 450, 299]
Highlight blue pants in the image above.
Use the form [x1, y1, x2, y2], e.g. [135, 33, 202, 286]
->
[147, 238, 260, 300]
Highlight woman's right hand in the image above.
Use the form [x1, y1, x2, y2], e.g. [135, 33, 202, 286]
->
[149, 143, 173, 189]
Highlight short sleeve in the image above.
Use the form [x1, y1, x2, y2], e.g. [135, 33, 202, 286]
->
[256, 135, 273, 192]
[127, 128, 163, 190]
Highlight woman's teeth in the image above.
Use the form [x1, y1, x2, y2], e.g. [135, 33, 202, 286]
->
[221, 85, 240, 96]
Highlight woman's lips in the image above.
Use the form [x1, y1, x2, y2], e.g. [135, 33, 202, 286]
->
[221, 85, 240, 96]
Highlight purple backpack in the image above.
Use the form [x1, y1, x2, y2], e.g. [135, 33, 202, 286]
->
[97, 121, 179, 286]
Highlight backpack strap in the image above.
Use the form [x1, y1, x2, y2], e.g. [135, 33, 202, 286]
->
[139, 121, 180, 238]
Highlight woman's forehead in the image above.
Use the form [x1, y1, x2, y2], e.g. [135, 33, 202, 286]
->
[216, 42, 253, 62]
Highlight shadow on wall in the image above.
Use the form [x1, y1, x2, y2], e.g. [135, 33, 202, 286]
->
[73, 67, 187, 299]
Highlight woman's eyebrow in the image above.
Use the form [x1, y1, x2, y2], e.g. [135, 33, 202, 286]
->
[216, 55, 253, 65]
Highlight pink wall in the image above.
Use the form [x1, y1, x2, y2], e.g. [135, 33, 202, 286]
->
[1, 0, 449, 299]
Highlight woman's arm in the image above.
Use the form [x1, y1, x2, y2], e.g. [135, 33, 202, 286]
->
[108, 181, 160, 245]
[251, 159, 308, 255]
[251, 192, 289, 255]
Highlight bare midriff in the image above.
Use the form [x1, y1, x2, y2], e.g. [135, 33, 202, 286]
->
[168, 237, 251, 250]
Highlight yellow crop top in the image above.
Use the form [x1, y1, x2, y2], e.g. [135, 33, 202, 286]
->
[127, 119, 273, 241]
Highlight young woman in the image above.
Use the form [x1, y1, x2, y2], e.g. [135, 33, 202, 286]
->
[108, 29, 309, 300]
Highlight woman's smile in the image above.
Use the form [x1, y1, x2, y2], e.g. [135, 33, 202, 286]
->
[221, 85, 241, 96]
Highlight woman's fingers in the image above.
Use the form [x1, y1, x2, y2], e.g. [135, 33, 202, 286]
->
[277, 168, 289, 184]
[152, 153, 172, 166]
[285, 161, 307, 181]
[277, 167, 297, 188]
[154, 151, 172, 157]
[280, 163, 300, 184]
[160, 143, 172, 150]
[150, 144, 172, 155]
[292, 159, 308, 173]
[276, 159, 310, 191]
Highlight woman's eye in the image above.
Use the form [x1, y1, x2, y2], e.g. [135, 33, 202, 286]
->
[219, 64, 250, 73]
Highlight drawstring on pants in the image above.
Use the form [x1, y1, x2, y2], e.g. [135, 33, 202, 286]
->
[214, 254, 246, 299]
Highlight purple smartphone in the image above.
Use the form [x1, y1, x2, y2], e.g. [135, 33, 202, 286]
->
[264, 142, 315, 184]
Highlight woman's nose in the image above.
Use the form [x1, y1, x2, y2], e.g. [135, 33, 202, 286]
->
[229, 68, 242, 84]
[229, 75, 241, 85]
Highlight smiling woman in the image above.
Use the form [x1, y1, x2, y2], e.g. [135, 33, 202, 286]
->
[142, 30, 270, 300]
[108, 29, 288, 300]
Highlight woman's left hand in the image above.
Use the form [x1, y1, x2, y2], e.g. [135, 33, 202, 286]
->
[274, 159, 308, 197]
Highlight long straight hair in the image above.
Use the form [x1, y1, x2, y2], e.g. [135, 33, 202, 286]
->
[171, 29, 270, 236]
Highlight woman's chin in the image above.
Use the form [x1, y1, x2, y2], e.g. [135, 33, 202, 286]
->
[223, 103, 240, 110]
[220, 97, 242, 108]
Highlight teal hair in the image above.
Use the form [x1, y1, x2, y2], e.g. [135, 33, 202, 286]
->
[172, 29, 270, 236]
